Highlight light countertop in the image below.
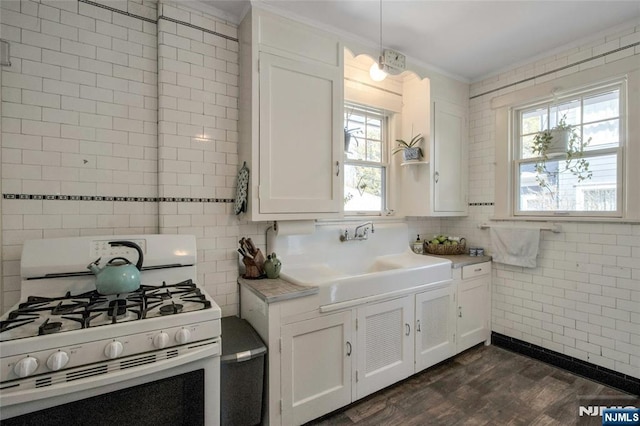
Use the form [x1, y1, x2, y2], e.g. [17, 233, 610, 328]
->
[238, 276, 318, 303]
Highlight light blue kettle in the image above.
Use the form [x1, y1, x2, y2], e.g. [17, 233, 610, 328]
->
[87, 241, 144, 295]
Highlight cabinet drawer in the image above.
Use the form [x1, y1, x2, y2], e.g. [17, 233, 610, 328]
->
[461, 261, 491, 279]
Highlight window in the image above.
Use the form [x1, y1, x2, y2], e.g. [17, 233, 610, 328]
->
[513, 82, 624, 217]
[344, 103, 388, 214]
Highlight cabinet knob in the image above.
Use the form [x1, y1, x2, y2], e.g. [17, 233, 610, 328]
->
[346, 341, 352, 356]
[434, 171, 439, 183]
[405, 323, 411, 336]
[335, 161, 340, 176]
[416, 320, 421, 332]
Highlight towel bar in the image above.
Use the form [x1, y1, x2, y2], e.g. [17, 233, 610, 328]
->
[478, 223, 561, 233]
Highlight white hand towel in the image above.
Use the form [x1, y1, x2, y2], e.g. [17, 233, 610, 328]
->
[490, 227, 541, 268]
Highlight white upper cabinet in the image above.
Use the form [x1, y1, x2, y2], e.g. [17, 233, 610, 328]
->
[239, 9, 344, 220]
[399, 79, 468, 217]
[432, 99, 467, 214]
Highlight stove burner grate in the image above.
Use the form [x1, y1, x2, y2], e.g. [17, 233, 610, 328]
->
[38, 318, 62, 335]
[0, 316, 37, 333]
[1, 278, 212, 338]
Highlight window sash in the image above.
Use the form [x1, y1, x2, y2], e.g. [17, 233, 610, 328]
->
[344, 103, 388, 214]
[514, 147, 623, 217]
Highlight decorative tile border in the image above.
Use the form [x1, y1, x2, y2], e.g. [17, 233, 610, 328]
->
[2, 194, 234, 203]
[469, 202, 494, 206]
[159, 197, 234, 203]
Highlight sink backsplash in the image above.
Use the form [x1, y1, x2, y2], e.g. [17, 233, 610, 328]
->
[268, 222, 413, 272]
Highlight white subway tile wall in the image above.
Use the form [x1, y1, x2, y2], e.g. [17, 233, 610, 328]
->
[0, 0, 160, 312]
[156, 1, 249, 316]
[0, 0, 253, 317]
[444, 25, 640, 378]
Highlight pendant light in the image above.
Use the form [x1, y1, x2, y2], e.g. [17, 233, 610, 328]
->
[369, 0, 387, 82]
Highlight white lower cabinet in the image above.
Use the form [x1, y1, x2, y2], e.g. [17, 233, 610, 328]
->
[415, 285, 456, 371]
[281, 311, 352, 426]
[456, 262, 491, 353]
[355, 296, 414, 399]
[240, 265, 490, 426]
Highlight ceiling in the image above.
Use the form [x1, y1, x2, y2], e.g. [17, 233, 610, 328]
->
[200, 1, 640, 82]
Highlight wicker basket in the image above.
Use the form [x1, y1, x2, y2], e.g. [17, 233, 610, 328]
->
[425, 238, 466, 255]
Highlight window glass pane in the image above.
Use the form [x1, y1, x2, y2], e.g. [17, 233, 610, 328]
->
[552, 99, 580, 126]
[366, 118, 381, 140]
[349, 139, 367, 161]
[518, 154, 617, 212]
[583, 118, 619, 150]
[520, 134, 537, 159]
[584, 89, 619, 122]
[344, 165, 383, 212]
[522, 108, 546, 134]
[367, 140, 382, 162]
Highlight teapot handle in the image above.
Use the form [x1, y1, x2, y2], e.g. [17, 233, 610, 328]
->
[109, 241, 144, 271]
[107, 257, 132, 265]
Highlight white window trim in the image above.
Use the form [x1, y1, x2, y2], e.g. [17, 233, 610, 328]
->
[492, 55, 640, 222]
[511, 80, 625, 218]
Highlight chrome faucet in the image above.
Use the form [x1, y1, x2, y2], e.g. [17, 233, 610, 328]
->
[340, 222, 375, 242]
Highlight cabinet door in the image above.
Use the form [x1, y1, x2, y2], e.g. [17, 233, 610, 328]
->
[457, 275, 490, 353]
[258, 52, 342, 215]
[281, 311, 352, 426]
[355, 296, 414, 399]
[415, 285, 456, 371]
[432, 100, 467, 213]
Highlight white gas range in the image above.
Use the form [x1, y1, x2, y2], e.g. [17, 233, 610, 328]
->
[0, 234, 221, 425]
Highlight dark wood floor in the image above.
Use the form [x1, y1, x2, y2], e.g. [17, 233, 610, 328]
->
[306, 345, 639, 426]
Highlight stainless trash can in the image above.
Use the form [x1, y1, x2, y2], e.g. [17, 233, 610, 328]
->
[221, 316, 267, 426]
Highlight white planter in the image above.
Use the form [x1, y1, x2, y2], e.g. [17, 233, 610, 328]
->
[547, 129, 570, 155]
[403, 147, 421, 161]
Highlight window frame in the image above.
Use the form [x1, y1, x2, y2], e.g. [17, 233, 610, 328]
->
[343, 102, 390, 216]
[511, 80, 626, 218]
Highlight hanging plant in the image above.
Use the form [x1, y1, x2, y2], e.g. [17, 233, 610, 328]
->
[531, 115, 592, 195]
[344, 108, 362, 153]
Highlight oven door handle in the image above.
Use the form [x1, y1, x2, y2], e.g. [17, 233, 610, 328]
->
[0, 340, 220, 413]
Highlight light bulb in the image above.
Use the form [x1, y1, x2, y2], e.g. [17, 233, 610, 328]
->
[369, 62, 387, 82]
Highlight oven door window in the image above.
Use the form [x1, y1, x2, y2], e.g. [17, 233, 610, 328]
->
[4, 370, 204, 426]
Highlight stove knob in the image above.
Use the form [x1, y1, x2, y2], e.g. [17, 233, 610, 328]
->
[153, 332, 170, 349]
[14, 356, 39, 378]
[104, 341, 124, 359]
[175, 328, 191, 345]
[46, 351, 70, 371]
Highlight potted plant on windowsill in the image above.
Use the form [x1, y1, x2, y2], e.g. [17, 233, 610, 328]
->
[392, 133, 424, 162]
[531, 115, 592, 194]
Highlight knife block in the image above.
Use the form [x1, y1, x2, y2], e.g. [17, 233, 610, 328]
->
[242, 249, 265, 279]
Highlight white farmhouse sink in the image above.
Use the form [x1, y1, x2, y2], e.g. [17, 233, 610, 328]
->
[270, 223, 452, 306]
